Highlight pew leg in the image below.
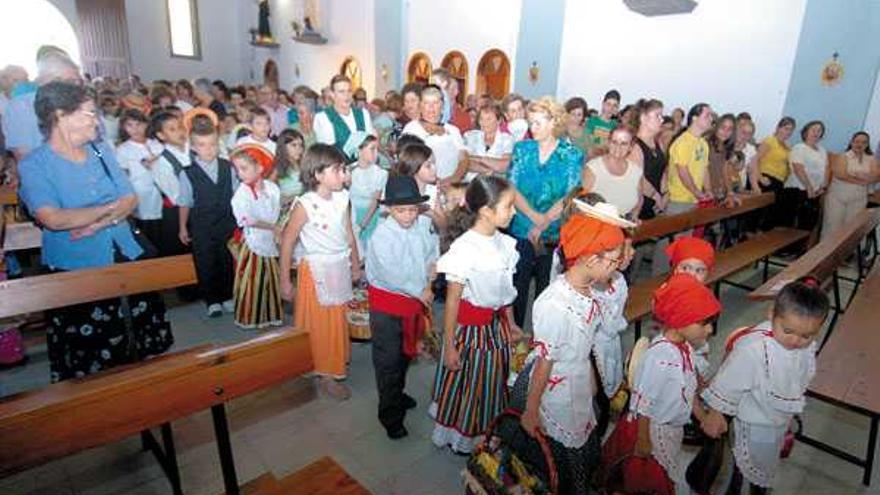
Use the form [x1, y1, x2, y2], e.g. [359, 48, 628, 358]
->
[140, 430, 151, 452]
[819, 272, 843, 352]
[161, 423, 183, 495]
[140, 424, 183, 495]
[212, 404, 240, 495]
[864, 416, 879, 486]
[762, 256, 770, 283]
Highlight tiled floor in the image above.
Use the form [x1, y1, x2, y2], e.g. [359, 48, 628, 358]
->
[1, 260, 879, 494]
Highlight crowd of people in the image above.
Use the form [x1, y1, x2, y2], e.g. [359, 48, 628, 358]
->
[1, 46, 878, 494]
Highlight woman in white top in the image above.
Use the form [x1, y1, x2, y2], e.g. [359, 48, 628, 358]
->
[784, 121, 828, 239]
[822, 131, 880, 239]
[463, 102, 514, 178]
[401, 85, 467, 187]
[581, 125, 646, 219]
[735, 119, 759, 192]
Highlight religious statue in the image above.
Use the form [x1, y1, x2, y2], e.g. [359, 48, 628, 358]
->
[257, 0, 273, 42]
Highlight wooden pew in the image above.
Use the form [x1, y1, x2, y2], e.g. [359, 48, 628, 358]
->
[625, 227, 809, 338]
[0, 254, 199, 494]
[632, 192, 774, 242]
[0, 328, 313, 494]
[0, 254, 196, 318]
[796, 265, 880, 486]
[0, 186, 16, 206]
[749, 208, 880, 342]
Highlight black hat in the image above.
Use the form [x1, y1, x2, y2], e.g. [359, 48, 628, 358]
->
[380, 175, 429, 206]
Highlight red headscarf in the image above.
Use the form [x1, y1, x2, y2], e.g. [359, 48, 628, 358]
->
[666, 236, 715, 270]
[653, 273, 721, 329]
[559, 214, 625, 267]
[232, 143, 275, 179]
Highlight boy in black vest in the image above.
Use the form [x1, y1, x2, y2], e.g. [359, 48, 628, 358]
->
[178, 119, 238, 317]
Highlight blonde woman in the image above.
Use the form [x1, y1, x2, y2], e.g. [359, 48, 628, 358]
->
[506, 96, 584, 326]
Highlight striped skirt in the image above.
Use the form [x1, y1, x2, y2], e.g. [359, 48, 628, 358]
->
[430, 321, 511, 454]
[233, 243, 284, 329]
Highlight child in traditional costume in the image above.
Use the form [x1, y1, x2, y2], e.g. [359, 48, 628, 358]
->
[430, 175, 523, 455]
[366, 175, 439, 439]
[517, 202, 630, 493]
[345, 131, 387, 254]
[279, 144, 360, 400]
[229, 144, 283, 329]
[700, 278, 829, 494]
[605, 273, 721, 491]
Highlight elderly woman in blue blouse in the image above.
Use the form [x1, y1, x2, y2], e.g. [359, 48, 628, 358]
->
[18, 81, 174, 382]
[506, 96, 584, 327]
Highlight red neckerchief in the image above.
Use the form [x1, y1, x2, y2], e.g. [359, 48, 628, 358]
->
[669, 339, 694, 373]
[246, 180, 261, 200]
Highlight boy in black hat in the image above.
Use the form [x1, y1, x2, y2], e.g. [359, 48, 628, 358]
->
[365, 175, 440, 439]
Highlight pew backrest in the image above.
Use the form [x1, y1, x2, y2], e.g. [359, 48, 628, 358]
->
[749, 208, 880, 300]
[632, 192, 774, 242]
[0, 327, 312, 477]
[0, 254, 197, 319]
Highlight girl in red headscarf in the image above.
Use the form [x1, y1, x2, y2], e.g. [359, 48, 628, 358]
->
[515, 211, 626, 493]
[623, 273, 721, 491]
[228, 145, 283, 329]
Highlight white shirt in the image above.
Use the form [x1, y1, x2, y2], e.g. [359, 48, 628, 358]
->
[527, 275, 601, 448]
[463, 129, 514, 180]
[425, 183, 439, 211]
[786, 142, 828, 190]
[116, 139, 166, 220]
[436, 229, 518, 309]
[295, 190, 351, 259]
[366, 215, 439, 298]
[401, 121, 467, 180]
[586, 156, 643, 216]
[631, 335, 698, 426]
[702, 321, 815, 427]
[152, 144, 190, 206]
[235, 135, 277, 155]
[591, 271, 629, 396]
[175, 100, 194, 113]
[231, 180, 281, 257]
[464, 129, 514, 158]
[314, 107, 375, 145]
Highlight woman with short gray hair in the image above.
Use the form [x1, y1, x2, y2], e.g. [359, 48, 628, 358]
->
[18, 81, 174, 382]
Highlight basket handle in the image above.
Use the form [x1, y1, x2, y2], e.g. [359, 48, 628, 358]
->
[481, 407, 559, 495]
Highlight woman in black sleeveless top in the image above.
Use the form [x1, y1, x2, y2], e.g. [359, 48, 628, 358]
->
[630, 99, 667, 220]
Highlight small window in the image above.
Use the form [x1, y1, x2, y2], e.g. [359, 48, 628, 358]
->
[166, 0, 201, 59]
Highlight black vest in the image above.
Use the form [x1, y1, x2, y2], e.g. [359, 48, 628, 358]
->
[184, 158, 236, 238]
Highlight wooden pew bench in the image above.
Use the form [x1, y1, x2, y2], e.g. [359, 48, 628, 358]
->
[0, 328, 312, 495]
[750, 208, 880, 345]
[632, 191, 774, 243]
[625, 227, 809, 338]
[0, 186, 16, 207]
[796, 265, 880, 486]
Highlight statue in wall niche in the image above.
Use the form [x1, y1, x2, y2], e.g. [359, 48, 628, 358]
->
[291, 0, 327, 45]
[257, 0, 274, 43]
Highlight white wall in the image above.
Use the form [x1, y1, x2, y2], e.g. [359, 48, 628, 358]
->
[404, 0, 523, 98]
[267, 0, 376, 94]
[557, 0, 807, 136]
[862, 67, 880, 145]
[124, 0, 248, 83]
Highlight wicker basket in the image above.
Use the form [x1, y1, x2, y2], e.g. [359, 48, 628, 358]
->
[462, 408, 558, 495]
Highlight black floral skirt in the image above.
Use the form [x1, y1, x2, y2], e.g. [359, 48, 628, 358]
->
[46, 292, 174, 383]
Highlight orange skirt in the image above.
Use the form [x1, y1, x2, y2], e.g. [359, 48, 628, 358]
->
[295, 260, 350, 378]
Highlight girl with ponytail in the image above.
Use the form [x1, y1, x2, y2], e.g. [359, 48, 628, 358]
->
[430, 175, 524, 455]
